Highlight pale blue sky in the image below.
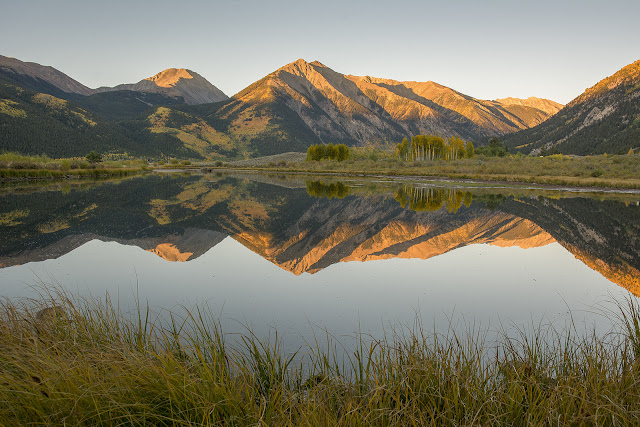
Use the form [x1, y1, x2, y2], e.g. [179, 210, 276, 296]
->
[2, 0, 638, 104]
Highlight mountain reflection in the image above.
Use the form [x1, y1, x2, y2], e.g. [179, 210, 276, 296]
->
[1, 173, 639, 295]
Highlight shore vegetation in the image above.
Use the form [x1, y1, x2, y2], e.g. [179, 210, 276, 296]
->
[2, 291, 640, 425]
[0, 152, 148, 181]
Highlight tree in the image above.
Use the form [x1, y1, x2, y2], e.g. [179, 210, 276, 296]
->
[464, 141, 475, 158]
[395, 138, 409, 160]
[336, 144, 350, 161]
[306, 143, 351, 161]
[86, 151, 102, 163]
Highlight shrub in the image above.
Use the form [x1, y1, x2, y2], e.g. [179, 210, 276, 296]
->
[85, 151, 102, 164]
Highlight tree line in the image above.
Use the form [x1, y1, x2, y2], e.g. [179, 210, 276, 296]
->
[395, 135, 475, 161]
[306, 143, 351, 161]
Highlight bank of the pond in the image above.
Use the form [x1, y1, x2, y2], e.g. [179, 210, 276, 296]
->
[191, 154, 640, 192]
[2, 293, 640, 425]
[0, 167, 148, 182]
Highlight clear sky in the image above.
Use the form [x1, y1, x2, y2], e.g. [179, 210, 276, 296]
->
[2, 0, 639, 104]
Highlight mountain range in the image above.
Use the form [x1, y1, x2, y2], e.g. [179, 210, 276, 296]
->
[0, 54, 562, 159]
[1, 54, 639, 158]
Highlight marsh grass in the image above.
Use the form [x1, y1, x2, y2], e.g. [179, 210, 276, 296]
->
[0, 153, 148, 181]
[227, 154, 640, 190]
[3, 290, 640, 425]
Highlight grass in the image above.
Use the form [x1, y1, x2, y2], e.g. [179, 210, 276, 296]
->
[0, 153, 149, 181]
[3, 289, 640, 425]
[206, 152, 640, 191]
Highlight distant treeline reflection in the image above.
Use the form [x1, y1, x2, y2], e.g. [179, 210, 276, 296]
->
[305, 181, 350, 199]
[394, 186, 473, 213]
[305, 181, 509, 212]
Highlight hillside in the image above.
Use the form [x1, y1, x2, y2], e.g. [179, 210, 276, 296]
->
[0, 79, 203, 158]
[504, 59, 640, 155]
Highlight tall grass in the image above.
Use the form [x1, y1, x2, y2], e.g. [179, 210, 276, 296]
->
[0, 167, 146, 180]
[2, 290, 640, 425]
[0, 152, 149, 182]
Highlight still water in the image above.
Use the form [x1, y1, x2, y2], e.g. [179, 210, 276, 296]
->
[1, 172, 640, 349]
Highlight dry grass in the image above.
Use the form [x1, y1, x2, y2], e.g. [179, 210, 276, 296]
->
[217, 153, 640, 190]
[0, 153, 148, 181]
[3, 289, 640, 425]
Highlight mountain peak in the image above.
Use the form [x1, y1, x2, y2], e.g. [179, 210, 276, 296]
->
[96, 67, 228, 105]
[145, 68, 195, 88]
[278, 59, 327, 73]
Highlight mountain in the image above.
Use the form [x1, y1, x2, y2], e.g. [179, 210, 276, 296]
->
[0, 55, 92, 98]
[503, 59, 640, 155]
[204, 59, 562, 155]
[96, 68, 228, 105]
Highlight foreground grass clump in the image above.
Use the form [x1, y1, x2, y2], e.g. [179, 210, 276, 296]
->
[3, 294, 640, 425]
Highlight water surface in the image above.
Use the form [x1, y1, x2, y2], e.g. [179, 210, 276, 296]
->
[1, 173, 639, 349]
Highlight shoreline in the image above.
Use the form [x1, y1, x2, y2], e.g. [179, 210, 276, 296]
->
[0, 168, 149, 183]
[165, 166, 640, 194]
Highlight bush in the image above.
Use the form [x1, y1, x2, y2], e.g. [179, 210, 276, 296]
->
[85, 151, 103, 164]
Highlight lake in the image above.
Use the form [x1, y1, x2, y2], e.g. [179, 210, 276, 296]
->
[1, 172, 640, 350]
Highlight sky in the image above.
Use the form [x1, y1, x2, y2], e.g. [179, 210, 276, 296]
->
[2, 0, 639, 104]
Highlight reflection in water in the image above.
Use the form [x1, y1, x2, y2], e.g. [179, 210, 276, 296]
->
[393, 186, 472, 213]
[2, 173, 640, 350]
[1, 173, 640, 298]
[306, 181, 350, 199]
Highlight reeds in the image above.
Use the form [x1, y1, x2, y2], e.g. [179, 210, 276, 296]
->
[2, 290, 640, 425]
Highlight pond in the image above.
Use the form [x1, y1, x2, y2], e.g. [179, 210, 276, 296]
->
[1, 172, 640, 350]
